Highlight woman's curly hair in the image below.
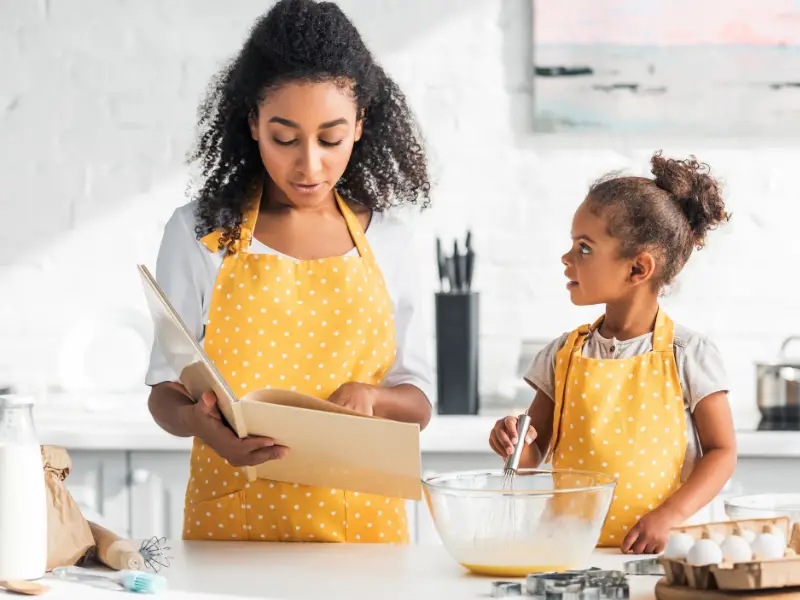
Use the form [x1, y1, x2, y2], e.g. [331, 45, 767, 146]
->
[188, 0, 431, 250]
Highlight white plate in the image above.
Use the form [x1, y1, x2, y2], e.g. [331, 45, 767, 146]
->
[56, 308, 153, 393]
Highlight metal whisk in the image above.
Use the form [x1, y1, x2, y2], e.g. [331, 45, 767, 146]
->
[139, 536, 173, 572]
[481, 410, 532, 541]
[503, 411, 531, 486]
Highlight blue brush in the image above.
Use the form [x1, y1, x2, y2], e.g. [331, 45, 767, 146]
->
[52, 565, 168, 594]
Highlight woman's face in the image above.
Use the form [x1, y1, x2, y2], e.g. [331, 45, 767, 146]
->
[249, 80, 363, 208]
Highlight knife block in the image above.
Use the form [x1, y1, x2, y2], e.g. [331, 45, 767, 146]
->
[434, 292, 479, 415]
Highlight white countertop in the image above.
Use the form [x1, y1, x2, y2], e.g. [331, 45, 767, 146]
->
[3, 544, 661, 599]
[33, 405, 800, 457]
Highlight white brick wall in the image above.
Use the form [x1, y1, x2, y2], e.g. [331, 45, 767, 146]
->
[1, 0, 797, 424]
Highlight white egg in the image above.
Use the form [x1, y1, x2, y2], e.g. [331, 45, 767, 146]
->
[687, 539, 724, 566]
[772, 530, 787, 547]
[740, 529, 757, 544]
[720, 535, 753, 563]
[762, 525, 787, 547]
[751, 533, 785, 560]
[663, 532, 696, 560]
[710, 532, 726, 546]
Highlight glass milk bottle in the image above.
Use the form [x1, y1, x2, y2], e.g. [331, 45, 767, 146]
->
[0, 394, 47, 580]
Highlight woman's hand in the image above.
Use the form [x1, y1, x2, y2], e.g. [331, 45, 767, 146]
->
[189, 391, 289, 467]
[328, 382, 379, 416]
[489, 416, 537, 457]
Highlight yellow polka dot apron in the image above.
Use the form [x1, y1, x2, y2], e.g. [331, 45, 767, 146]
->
[182, 188, 408, 543]
[546, 308, 687, 547]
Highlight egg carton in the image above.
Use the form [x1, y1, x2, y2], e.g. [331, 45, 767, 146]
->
[659, 517, 800, 592]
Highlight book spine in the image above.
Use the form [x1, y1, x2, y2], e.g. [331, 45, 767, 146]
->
[231, 401, 248, 438]
[231, 402, 257, 482]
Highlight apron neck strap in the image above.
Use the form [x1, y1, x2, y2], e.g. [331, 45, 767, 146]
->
[585, 307, 674, 353]
[334, 190, 372, 259]
[651, 307, 675, 353]
[198, 184, 373, 259]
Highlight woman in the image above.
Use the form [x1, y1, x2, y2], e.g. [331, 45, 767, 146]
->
[146, 0, 433, 544]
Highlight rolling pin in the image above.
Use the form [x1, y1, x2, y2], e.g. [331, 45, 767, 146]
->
[87, 521, 144, 571]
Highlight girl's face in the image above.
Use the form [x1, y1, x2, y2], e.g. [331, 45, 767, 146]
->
[249, 80, 363, 207]
[562, 200, 645, 306]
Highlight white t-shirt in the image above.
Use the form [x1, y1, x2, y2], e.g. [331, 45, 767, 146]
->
[145, 201, 434, 403]
[524, 323, 729, 482]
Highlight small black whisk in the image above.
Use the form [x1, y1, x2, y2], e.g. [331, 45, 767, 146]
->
[139, 536, 173, 572]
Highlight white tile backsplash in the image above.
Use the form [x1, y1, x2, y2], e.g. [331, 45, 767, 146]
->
[1, 0, 796, 426]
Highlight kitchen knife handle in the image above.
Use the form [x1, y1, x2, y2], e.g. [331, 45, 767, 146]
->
[445, 256, 457, 293]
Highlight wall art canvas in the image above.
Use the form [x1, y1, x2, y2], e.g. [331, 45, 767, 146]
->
[533, 0, 800, 134]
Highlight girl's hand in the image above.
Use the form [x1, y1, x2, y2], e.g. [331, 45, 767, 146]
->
[489, 416, 537, 457]
[189, 391, 289, 467]
[328, 382, 379, 416]
[621, 504, 681, 554]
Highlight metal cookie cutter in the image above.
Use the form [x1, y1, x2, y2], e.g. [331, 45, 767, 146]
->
[622, 557, 664, 576]
[585, 570, 629, 600]
[492, 581, 524, 597]
[525, 569, 629, 599]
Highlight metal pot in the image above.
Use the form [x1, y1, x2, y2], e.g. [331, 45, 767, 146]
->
[756, 336, 800, 416]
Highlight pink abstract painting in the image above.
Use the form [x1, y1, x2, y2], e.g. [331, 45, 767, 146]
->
[533, 0, 800, 133]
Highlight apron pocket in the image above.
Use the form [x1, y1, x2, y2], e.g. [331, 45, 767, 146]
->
[183, 490, 247, 541]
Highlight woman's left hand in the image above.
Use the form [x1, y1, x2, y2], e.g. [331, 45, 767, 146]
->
[328, 382, 380, 416]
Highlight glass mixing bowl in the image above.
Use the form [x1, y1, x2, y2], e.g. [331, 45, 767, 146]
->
[421, 469, 616, 577]
[724, 493, 800, 525]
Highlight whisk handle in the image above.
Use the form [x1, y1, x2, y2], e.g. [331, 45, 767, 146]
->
[505, 413, 532, 472]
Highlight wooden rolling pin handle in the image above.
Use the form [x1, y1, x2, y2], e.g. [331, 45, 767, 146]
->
[87, 521, 145, 571]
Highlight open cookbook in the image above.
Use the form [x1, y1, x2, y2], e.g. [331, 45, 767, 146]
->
[137, 264, 422, 500]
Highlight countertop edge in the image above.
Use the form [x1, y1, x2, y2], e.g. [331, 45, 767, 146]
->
[35, 414, 800, 457]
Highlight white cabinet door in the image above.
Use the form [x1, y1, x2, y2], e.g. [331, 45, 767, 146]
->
[415, 453, 504, 545]
[128, 451, 192, 541]
[65, 451, 130, 537]
[724, 457, 800, 500]
[689, 457, 800, 523]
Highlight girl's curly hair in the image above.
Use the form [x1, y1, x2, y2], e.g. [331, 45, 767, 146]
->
[588, 151, 729, 288]
[188, 0, 431, 250]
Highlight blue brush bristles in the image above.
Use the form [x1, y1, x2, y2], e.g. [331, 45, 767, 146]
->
[118, 570, 168, 595]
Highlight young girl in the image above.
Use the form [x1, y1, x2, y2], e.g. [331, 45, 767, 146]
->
[490, 152, 736, 555]
[146, 0, 433, 543]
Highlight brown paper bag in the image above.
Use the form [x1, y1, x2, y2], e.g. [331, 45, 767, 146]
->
[41, 445, 95, 571]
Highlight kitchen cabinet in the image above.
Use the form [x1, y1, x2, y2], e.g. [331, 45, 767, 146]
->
[726, 458, 800, 497]
[415, 452, 502, 545]
[128, 451, 192, 541]
[120, 450, 504, 545]
[61, 449, 480, 544]
[413, 456, 800, 543]
[60, 449, 800, 545]
[121, 451, 440, 544]
[64, 451, 130, 537]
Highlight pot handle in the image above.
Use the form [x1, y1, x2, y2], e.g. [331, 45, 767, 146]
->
[780, 336, 800, 358]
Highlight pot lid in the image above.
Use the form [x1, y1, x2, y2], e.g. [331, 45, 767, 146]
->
[757, 336, 800, 367]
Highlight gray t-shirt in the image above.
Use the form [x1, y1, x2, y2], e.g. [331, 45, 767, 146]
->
[524, 323, 729, 482]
